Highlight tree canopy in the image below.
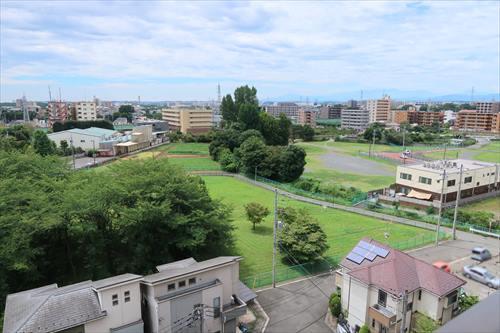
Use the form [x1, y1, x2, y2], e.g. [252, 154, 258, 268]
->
[244, 202, 270, 230]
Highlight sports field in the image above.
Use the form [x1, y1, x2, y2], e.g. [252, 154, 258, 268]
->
[201, 176, 435, 279]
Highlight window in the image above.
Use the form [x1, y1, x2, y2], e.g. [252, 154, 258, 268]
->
[124, 290, 130, 303]
[168, 283, 175, 291]
[178, 280, 186, 288]
[372, 319, 376, 328]
[447, 291, 458, 304]
[418, 176, 432, 185]
[378, 290, 387, 307]
[418, 290, 422, 300]
[407, 302, 413, 312]
[188, 277, 196, 285]
[213, 297, 221, 318]
[400, 173, 412, 180]
[112, 294, 118, 306]
[447, 179, 456, 186]
[464, 176, 472, 183]
[476, 182, 480, 186]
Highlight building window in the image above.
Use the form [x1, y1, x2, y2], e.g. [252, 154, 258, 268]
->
[464, 176, 472, 183]
[213, 297, 221, 318]
[178, 280, 186, 288]
[168, 283, 175, 291]
[447, 180, 456, 186]
[418, 176, 432, 185]
[447, 291, 458, 304]
[188, 277, 196, 285]
[418, 290, 422, 300]
[124, 290, 130, 303]
[372, 319, 376, 328]
[112, 294, 118, 306]
[378, 290, 387, 307]
[407, 302, 413, 312]
[400, 173, 412, 180]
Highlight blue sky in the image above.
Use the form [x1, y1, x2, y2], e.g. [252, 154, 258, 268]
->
[1, 1, 499, 101]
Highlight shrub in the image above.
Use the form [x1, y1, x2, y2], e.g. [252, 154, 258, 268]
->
[426, 205, 436, 215]
[219, 149, 239, 173]
[359, 325, 370, 333]
[293, 178, 321, 193]
[329, 293, 341, 317]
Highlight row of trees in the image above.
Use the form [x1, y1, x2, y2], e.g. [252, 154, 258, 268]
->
[53, 119, 114, 132]
[0, 151, 234, 311]
[1, 125, 59, 156]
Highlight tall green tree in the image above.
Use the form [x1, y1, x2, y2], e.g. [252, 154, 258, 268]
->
[0, 124, 33, 151]
[220, 94, 237, 124]
[279, 145, 306, 182]
[234, 85, 258, 110]
[33, 130, 57, 156]
[244, 202, 270, 230]
[238, 104, 261, 130]
[237, 136, 268, 176]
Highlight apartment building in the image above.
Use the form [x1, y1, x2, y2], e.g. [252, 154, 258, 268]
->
[3, 257, 255, 333]
[390, 110, 410, 124]
[455, 110, 500, 133]
[162, 107, 213, 134]
[395, 159, 499, 203]
[3, 274, 144, 333]
[341, 108, 370, 131]
[265, 102, 301, 123]
[337, 239, 465, 333]
[319, 105, 342, 119]
[367, 96, 391, 123]
[75, 102, 97, 121]
[408, 110, 444, 126]
[298, 107, 317, 127]
[475, 102, 500, 113]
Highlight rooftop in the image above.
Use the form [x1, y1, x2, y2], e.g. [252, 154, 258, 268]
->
[48, 127, 118, 138]
[143, 256, 242, 284]
[401, 159, 497, 175]
[92, 273, 142, 290]
[343, 239, 466, 297]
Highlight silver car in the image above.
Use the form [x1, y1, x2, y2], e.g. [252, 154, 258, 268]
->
[463, 265, 500, 289]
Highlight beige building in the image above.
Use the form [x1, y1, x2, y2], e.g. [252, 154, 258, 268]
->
[265, 102, 301, 123]
[115, 125, 153, 155]
[162, 107, 213, 134]
[3, 274, 144, 333]
[408, 110, 444, 126]
[75, 101, 97, 121]
[476, 102, 500, 113]
[395, 159, 499, 203]
[367, 96, 391, 123]
[455, 110, 500, 133]
[298, 107, 317, 127]
[338, 239, 465, 333]
[390, 110, 410, 124]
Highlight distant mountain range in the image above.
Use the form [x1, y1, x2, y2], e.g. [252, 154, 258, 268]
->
[262, 90, 499, 103]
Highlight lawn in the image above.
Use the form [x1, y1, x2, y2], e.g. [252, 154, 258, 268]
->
[201, 176, 435, 279]
[462, 197, 500, 220]
[471, 141, 500, 163]
[152, 142, 209, 155]
[420, 141, 499, 163]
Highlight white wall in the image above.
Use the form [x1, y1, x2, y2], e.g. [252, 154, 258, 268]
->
[346, 278, 369, 328]
[201, 284, 224, 333]
[85, 281, 142, 333]
[48, 131, 101, 151]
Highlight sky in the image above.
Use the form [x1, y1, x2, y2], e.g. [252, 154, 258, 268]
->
[1, 0, 499, 102]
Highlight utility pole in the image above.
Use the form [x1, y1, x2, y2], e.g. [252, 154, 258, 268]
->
[452, 164, 463, 240]
[255, 166, 257, 182]
[92, 140, 96, 165]
[400, 290, 408, 333]
[402, 126, 406, 165]
[443, 143, 447, 161]
[436, 169, 447, 246]
[70, 137, 76, 170]
[272, 188, 278, 288]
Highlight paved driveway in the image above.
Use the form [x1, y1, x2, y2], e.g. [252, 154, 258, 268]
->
[257, 274, 335, 333]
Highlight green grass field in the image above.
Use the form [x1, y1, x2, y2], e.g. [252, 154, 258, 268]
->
[202, 176, 435, 279]
[462, 196, 500, 220]
[471, 141, 500, 163]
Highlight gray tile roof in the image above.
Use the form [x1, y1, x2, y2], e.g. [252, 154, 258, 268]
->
[156, 258, 197, 271]
[237, 281, 257, 303]
[92, 273, 142, 290]
[3, 281, 105, 333]
[143, 256, 242, 284]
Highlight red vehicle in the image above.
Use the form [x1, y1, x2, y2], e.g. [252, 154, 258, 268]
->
[433, 261, 451, 273]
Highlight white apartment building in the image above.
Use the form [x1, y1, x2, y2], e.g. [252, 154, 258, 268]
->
[341, 108, 370, 131]
[337, 239, 465, 333]
[367, 96, 391, 123]
[75, 102, 97, 121]
[265, 102, 301, 123]
[3, 274, 144, 333]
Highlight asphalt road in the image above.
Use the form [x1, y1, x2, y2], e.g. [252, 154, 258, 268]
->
[319, 151, 394, 176]
[72, 156, 115, 169]
[257, 274, 335, 333]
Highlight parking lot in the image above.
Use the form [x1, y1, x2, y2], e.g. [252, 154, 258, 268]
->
[409, 237, 500, 299]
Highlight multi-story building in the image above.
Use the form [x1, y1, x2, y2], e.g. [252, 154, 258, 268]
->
[455, 110, 500, 132]
[265, 102, 301, 123]
[390, 110, 410, 124]
[475, 102, 500, 113]
[3, 274, 144, 333]
[298, 107, 317, 127]
[337, 239, 465, 333]
[408, 110, 444, 126]
[319, 105, 342, 119]
[395, 159, 499, 203]
[75, 102, 97, 121]
[162, 107, 213, 134]
[341, 108, 370, 131]
[347, 100, 358, 109]
[367, 96, 391, 123]
[3, 257, 255, 333]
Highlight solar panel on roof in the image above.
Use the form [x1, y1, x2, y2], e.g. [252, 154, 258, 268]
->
[373, 246, 389, 258]
[346, 252, 364, 264]
[358, 240, 389, 259]
[365, 251, 377, 261]
[352, 246, 369, 257]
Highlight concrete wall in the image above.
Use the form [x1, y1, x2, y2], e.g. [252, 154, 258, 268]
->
[48, 131, 101, 151]
[345, 278, 369, 328]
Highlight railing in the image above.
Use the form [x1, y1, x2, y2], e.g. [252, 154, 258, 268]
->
[389, 232, 447, 251]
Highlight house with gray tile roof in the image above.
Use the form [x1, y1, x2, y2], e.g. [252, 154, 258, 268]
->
[337, 239, 465, 333]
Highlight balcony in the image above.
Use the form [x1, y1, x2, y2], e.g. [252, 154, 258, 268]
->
[369, 304, 397, 327]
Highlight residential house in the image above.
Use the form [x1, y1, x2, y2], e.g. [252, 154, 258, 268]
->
[3, 274, 143, 333]
[337, 239, 466, 333]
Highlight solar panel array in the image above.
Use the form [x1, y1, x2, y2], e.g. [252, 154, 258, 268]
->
[346, 241, 389, 265]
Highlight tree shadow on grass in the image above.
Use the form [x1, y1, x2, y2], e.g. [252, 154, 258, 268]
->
[251, 224, 273, 236]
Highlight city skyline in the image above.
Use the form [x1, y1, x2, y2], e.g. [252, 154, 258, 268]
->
[1, 1, 499, 101]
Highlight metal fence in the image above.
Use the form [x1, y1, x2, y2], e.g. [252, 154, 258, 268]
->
[389, 232, 447, 251]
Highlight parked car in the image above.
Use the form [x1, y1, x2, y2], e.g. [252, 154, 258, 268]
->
[463, 265, 500, 289]
[471, 247, 492, 262]
[433, 261, 451, 273]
